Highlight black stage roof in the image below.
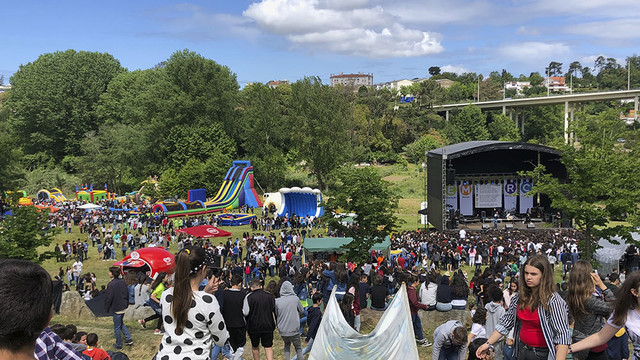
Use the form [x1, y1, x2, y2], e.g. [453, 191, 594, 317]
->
[428, 141, 561, 160]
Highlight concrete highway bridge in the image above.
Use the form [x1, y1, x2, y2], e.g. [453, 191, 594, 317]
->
[431, 89, 640, 143]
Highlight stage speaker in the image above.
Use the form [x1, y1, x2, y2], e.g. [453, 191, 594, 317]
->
[505, 224, 514, 229]
[481, 210, 486, 219]
[527, 223, 535, 229]
[482, 224, 490, 229]
[446, 168, 456, 185]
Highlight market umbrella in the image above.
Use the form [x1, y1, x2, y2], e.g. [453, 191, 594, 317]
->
[176, 225, 232, 238]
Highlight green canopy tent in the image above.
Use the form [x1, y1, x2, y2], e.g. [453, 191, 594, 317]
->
[302, 236, 391, 263]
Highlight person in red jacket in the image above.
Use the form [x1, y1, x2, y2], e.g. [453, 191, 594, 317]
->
[408, 275, 432, 347]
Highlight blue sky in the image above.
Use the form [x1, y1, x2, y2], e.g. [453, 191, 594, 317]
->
[2, 0, 640, 86]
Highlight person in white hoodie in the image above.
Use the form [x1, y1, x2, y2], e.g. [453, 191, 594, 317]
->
[275, 281, 304, 360]
[419, 272, 437, 311]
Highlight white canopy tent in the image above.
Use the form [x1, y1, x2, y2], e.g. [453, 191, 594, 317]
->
[77, 203, 102, 211]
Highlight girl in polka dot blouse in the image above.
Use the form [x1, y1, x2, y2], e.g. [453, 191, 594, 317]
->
[155, 246, 229, 360]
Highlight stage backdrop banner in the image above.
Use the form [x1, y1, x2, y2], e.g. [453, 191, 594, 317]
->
[474, 182, 502, 208]
[459, 181, 473, 216]
[504, 179, 518, 213]
[445, 184, 458, 213]
[519, 179, 534, 214]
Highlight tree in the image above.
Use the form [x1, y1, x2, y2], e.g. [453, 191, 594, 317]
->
[324, 167, 399, 263]
[238, 83, 292, 190]
[528, 72, 544, 86]
[0, 121, 24, 196]
[289, 77, 351, 190]
[403, 130, 448, 164]
[428, 66, 441, 76]
[546, 61, 563, 77]
[77, 123, 149, 194]
[6, 50, 124, 166]
[447, 105, 490, 142]
[524, 110, 640, 261]
[0, 203, 56, 262]
[487, 113, 521, 141]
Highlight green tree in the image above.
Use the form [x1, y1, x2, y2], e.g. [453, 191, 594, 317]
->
[77, 123, 149, 194]
[289, 77, 351, 190]
[546, 61, 563, 77]
[238, 83, 291, 191]
[488, 113, 521, 141]
[428, 66, 441, 76]
[0, 121, 24, 195]
[525, 110, 640, 260]
[324, 167, 399, 263]
[522, 105, 563, 144]
[447, 105, 490, 142]
[403, 130, 448, 163]
[0, 204, 56, 262]
[7, 50, 124, 166]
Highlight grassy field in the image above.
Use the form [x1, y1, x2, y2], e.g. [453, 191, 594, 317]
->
[38, 163, 577, 359]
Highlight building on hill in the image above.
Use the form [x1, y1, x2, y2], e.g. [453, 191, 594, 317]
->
[544, 77, 570, 92]
[504, 81, 531, 95]
[435, 79, 454, 89]
[330, 72, 373, 88]
[0, 84, 11, 93]
[266, 80, 290, 89]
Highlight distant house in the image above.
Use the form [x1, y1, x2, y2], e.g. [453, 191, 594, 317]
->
[330, 73, 373, 87]
[0, 84, 11, 93]
[435, 79, 454, 89]
[504, 81, 531, 95]
[266, 80, 290, 89]
[375, 79, 414, 91]
[543, 77, 570, 92]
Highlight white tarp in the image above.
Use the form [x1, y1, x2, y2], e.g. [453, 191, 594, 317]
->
[309, 284, 419, 360]
[77, 203, 102, 210]
[474, 182, 502, 208]
[518, 179, 534, 214]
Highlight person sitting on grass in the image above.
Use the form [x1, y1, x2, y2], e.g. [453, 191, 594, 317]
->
[82, 333, 110, 360]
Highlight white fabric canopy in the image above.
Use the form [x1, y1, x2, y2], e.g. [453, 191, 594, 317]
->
[310, 284, 419, 360]
[77, 203, 102, 210]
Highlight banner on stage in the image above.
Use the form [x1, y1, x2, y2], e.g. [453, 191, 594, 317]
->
[474, 181, 502, 208]
[459, 181, 473, 216]
[519, 179, 534, 214]
[504, 179, 518, 213]
[445, 184, 458, 213]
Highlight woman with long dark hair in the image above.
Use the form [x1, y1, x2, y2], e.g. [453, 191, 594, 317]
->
[155, 246, 228, 359]
[451, 271, 469, 310]
[476, 255, 570, 360]
[567, 260, 614, 360]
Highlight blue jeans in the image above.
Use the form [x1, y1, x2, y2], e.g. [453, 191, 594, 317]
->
[299, 307, 308, 335]
[439, 346, 461, 360]
[412, 313, 423, 340]
[504, 343, 515, 360]
[112, 313, 132, 348]
[291, 338, 314, 360]
[436, 302, 452, 312]
[211, 343, 231, 359]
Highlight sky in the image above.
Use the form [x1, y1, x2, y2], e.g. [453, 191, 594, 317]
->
[2, 0, 640, 87]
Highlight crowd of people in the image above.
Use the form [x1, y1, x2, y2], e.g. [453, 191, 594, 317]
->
[5, 196, 640, 360]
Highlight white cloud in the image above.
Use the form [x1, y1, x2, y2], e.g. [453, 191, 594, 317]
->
[441, 65, 468, 74]
[384, 0, 492, 25]
[498, 42, 570, 64]
[516, 26, 540, 36]
[243, 0, 444, 58]
[565, 19, 640, 40]
[149, 4, 260, 40]
[527, 0, 640, 18]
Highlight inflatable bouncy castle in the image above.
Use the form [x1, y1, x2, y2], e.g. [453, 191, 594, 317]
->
[262, 187, 324, 219]
[153, 161, 263, 218]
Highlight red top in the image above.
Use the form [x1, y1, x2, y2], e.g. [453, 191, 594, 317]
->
[517, 306, 546, 347]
